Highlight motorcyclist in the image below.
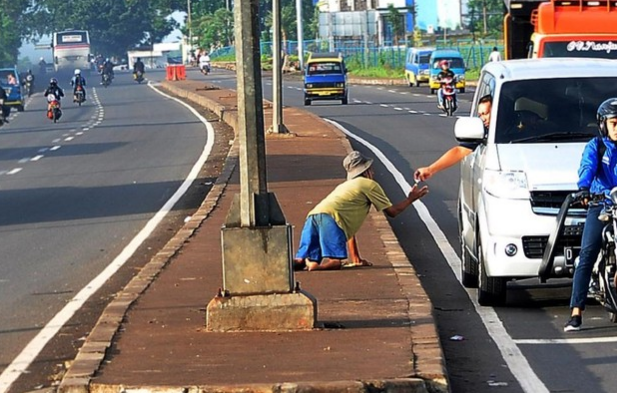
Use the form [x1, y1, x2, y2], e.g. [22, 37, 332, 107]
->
[38, 57, 47, 76]
[0, 85, 9, 124]
[70, 69, 87, 101]
[133, 57, 145, 79]
[199, 51, 211, 74]
[101, 58, 115, 83]
[436, 60, 456, 110]
[44, 78, 65, 111]
[564, 98, 617, 332]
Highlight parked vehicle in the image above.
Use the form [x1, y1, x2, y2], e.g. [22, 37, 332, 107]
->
[455, 58, 617, 306]
[404, 47, 435, 87]
[303, 52, 348, 106]
[47, 95, 62, 123]
[428, 50, 466, 94]
[0, 67, 25, 112]
[439, 75, 458, 116]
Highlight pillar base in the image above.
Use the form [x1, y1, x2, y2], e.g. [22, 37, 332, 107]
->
[206, 290, 317, 331]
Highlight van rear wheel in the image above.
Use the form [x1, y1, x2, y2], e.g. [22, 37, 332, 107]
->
[304, 98, 311, 106]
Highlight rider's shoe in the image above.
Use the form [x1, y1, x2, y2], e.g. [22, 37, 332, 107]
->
[564, 315, 582, 332]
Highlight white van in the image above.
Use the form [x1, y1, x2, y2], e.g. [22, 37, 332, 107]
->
[455, 58, 617, 306]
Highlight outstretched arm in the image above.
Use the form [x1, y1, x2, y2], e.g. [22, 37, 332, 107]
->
[414, 146, 472, 182]
[383, 184, 429, 218]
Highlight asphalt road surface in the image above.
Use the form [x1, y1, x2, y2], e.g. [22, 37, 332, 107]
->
[0, 69, 213, 392]
[203, 67, 617, 393]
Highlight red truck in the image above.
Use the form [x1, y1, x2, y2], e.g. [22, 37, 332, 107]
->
[504, 0, 617, 60]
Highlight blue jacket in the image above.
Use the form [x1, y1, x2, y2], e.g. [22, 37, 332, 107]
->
[578, 136, 617, 196]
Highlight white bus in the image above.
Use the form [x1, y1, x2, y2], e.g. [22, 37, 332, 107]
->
[52, 30, 91, 73]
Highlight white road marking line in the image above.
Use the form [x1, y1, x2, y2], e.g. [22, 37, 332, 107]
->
[399, 92, 408, 95]
[365, 101, 372, 105]
[38, 148, 49, 153]
[31, 155, 44, 162]
[0, 80, 217, 393]
[394, 107, 403, 111]
[413, 94, 421, 97]
[515, 336, 617, 345]
[7, 168, 22, 175]
[18, 158, 30, 164]
[52, 139, 61, 143]
[423, 113, 432, 116]
[325, 118, 550, 393]
[388, 89, 396, 93]
[403, 108, 410, 110]
[82, 128, 90, 131]
[380, 104, 389, 108]
[65, 137, 74, 141]
[409, 110, 418, 114]
[50, 146, 61, 151]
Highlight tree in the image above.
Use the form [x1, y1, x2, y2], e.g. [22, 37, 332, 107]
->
[27, 0, 180, 56]
[467, 0, 504, 38]
[385, 4, 404, 46]
[193, 8, 234, 50]
[0, 0, 31, 66]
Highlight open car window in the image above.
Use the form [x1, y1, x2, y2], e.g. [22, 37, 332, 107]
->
[494, 77, 617, 144]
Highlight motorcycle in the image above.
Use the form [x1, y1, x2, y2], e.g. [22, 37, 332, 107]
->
[24, 74, 34, 97]
[540, 189, 617, 323]
[101, 72, 111, 87]
[200, 62, 210, 76]
[438, 76, 458, 117]
[133, 70, 144, 84]
[73, 85, 85, 106]
[47, 95, 62, 123]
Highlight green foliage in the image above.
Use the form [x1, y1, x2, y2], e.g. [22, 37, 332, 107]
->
[193, 8, 234, 50]
[385, 5, 404, 45]
[26, 0, 181, 57]
[0, 0, 31, 66]
[467, 0, 504, 38]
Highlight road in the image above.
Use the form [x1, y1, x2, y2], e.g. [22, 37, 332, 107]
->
[203, 67, 617, 393]
[0, 70, 213, 392]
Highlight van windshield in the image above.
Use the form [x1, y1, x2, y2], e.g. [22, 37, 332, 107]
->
[495, 77, 617, 144]
[307, 62, 343, 75]
[432, 58, 464, 69]
[419, 54, 431, 64]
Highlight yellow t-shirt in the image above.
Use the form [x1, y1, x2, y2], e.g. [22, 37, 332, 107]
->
[309, 177, 392, 239]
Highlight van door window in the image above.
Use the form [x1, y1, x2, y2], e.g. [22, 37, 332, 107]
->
[472, 72, 495, 117]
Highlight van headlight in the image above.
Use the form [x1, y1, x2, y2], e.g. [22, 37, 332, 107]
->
[336, 82, 345, 88]
[305, 83, 313, 88]
[483, 169, 529, 199]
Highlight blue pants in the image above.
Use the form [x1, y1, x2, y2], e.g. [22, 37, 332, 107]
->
[570, 205, 604, 310]
[295, 213, 347, 263]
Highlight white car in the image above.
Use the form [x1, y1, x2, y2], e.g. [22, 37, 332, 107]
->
[456, 58, 617, 306]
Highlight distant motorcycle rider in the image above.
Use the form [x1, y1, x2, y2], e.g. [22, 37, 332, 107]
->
[44, 78, 65, 111]
[101, 58, 114, 83]
[133, 57, 145, 79]
[436, 60, 456, 109]
[0, 85, 9, 124]
[70, 69, 87, 101]
[23, 69, 35, 92]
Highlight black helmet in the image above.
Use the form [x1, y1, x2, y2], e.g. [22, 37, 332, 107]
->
[597, 98, 617, 136]
[50, 78, 57, 85]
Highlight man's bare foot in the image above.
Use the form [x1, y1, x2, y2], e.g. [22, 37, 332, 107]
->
[342, 259, 373, 268]
[306, 258, 342, 271]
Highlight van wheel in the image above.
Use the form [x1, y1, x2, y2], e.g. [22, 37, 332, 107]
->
[414, 78, 420, 87]
[477, 243, 507, 306]
[342, 96, 348, 105]
[430, 88, 436, 94]
[304, 99, 311, 106]
[460, 88, 465, 93]
[461, 242, 478, 288]
[17, 105, 24, 112]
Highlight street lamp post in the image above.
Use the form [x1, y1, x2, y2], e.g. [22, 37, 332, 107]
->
[187, 0, 192, 63]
